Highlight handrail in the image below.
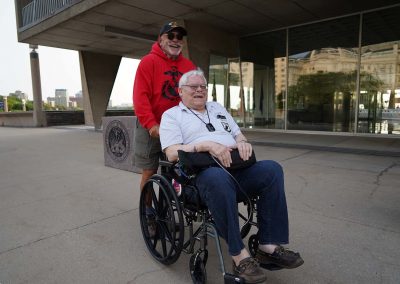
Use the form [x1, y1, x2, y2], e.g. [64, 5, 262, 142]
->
[20, 0, 76, 27]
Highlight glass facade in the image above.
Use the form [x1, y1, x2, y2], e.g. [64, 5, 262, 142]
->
[208, 55, 228, 109]
[240, 30, 286, 129]
[212, 5, 400, 135]
[359, 8, 400, 134]
[287, 16, 360, 132]
[208, 56, 253, 127]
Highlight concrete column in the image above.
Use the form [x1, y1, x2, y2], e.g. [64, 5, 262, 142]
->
[30, 45, 46, 127]
[79, 52, 94, 127]
[3, 97, 8, 112]
[79, 51, 121, 130]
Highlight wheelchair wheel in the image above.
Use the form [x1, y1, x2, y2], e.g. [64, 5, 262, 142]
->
[239, 201, 254, 239]
[139, 174, 184, 265]
[248, 234, 259, 257]
[189, 249, 208, 284]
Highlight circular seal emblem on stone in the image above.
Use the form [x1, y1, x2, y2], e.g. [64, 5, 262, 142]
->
[105, 120, 130, 162]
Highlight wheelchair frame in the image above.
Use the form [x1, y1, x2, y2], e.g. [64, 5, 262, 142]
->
[139, 159, 275, 284]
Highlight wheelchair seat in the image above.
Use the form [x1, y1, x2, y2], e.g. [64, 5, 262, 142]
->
[139, 156, 281, 284]
[159, 159, 207, 209]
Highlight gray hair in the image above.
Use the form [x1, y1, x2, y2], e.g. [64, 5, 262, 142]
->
[179, 69, 207, 87]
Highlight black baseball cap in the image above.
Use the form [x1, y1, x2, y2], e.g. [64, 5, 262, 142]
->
[159, 21, 187, 36]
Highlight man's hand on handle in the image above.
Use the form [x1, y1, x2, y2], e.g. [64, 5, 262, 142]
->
[149, 125, 160, 138]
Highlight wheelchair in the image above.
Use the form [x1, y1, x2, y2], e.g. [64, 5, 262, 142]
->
[139, 156, 282, 284]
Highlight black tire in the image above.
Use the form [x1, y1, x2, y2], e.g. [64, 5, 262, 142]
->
[139, 174, 184, 265]
[248, 234, 259, 257]
[189, 251, 207, 284]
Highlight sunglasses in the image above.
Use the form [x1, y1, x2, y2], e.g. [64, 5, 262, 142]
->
[167, 32, 184, 41]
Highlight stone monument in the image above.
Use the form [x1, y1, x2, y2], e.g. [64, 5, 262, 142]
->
[103, 116, 141, 173]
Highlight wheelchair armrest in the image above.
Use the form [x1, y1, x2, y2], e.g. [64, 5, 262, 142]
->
[159, 160, 175, 168]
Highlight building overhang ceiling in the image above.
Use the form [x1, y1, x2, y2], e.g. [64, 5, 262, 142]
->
[16, 0, 400, 59]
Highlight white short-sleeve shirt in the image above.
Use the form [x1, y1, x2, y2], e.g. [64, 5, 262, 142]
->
[160, 101, 241, 150]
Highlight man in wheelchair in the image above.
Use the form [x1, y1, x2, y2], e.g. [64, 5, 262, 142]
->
[159, 69, 304, 283]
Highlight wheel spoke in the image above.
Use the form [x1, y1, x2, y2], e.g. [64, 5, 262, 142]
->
[139, 176, 184, 265]
[160, 233, 168, 257]
[158, 221, 178, 251]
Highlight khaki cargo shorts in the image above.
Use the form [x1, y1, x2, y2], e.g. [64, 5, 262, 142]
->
[134, 119, 162, 170]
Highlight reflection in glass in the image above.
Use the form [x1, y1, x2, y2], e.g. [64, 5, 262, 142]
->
[288, 16, 360, 132]
[208, 55, 255, 127]
[208, 54, 227, 106]
[240, 30, 287, 129]
[359, 7, 400, 134]
[226, 59, 254, 127]
[215, 5, 400, 135]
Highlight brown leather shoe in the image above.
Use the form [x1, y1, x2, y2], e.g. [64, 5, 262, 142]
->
[232, 257, 266, 284]
[256, 246, 304, 269]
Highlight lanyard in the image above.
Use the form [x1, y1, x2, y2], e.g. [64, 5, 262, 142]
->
[188, 106, 215, 132]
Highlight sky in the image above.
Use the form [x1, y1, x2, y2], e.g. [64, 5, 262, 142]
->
[0, 1, 139, 106]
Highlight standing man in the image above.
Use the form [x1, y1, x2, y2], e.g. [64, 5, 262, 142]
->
[133, 21, 196, 193]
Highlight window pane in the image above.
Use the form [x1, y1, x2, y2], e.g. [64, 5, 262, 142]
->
[208, 55, 251, 127]
[359, 7, 400, 135]
[288, 16, 360, 132]
[227, 58, 247, 127]
[240, 30, 286, 129]
[208, 54, 228, 106]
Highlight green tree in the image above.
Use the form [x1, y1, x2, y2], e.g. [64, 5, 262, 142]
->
[43, 102, 53, 110]
[55, 105, 67, 110]
[26, 100, 33, 111]
[287, 71, 383, 130]
[1, 96, 36, 112]
[7, 96, 23, 111]
[288, 71, 383, 110]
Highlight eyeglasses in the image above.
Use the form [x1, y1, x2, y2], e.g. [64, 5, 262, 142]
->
[182, 84, 208, 91]
[167, 32, 184, 41]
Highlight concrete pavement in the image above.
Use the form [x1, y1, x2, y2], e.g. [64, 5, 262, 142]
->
[0, 126, 399, 284]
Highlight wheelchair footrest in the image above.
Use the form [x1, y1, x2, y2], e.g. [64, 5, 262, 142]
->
[224, 273, 245, 284]
[259, 262, 284, 271]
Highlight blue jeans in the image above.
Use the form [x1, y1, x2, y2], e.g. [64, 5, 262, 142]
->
[194, 160, 289, 256]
